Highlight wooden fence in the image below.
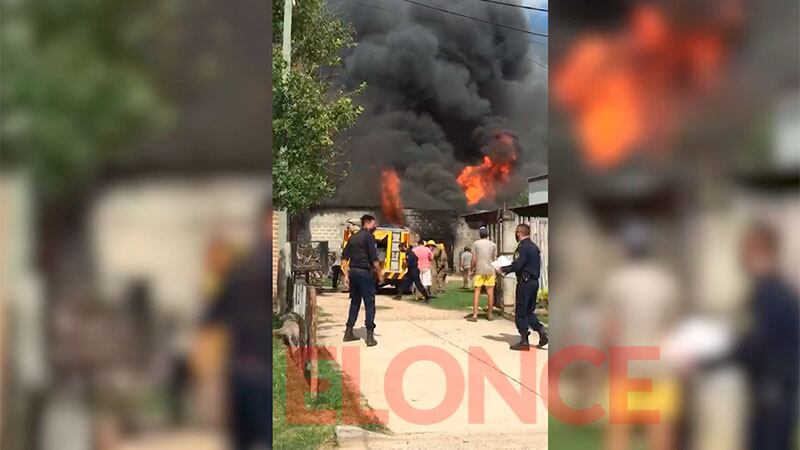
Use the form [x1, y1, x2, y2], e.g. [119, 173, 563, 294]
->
[517, 216, 549, 291]
[288, 278, 320, 396]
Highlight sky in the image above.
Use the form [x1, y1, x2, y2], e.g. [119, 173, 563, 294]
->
[526, 0, 549, 71]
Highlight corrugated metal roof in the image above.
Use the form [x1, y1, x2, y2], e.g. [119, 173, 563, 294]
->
[527, 174, 548, 182]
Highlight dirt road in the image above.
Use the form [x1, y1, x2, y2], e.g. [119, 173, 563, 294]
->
[315, 290, 548, 449]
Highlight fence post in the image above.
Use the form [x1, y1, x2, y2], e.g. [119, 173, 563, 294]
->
[307, 286, 319, 398]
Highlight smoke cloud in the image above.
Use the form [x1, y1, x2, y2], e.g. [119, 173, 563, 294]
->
[327, 0, 548, 211]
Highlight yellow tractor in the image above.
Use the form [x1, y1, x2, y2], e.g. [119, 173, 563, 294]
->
[341, 225, 411, 289]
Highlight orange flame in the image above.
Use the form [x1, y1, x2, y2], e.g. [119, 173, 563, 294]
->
[553, 4, 738, 170]
[381, 169, 404, 225]
[457, 155, 513, 206]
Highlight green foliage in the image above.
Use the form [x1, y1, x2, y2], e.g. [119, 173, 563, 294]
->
[272, 336, 335, 450]
[272, 0, 353, 69]
[537, 287, 548, 308]
[516, 189, 529, 206]
[273, 52, 363, 213]
[1, 0, 167, 196]
[272, 332, 388, 449]
[272, 0, 364, 213]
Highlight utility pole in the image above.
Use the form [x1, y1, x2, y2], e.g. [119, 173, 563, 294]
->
[280, 3, 319, 399]
[276, 0, 294, 313]
[281, 0, 293, 69]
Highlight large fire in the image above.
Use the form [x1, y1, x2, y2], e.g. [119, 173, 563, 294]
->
[553, 4, 740, 170]
[457, 155, 514, 206]
[380, 169, 404, 225]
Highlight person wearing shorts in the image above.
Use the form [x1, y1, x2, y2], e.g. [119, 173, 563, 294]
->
[412, 239, 434, 298]
[469, 227, 497, 321]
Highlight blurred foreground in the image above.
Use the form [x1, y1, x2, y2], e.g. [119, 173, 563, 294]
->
[1, 0, 270, 449]
[549, 1, 798, 450]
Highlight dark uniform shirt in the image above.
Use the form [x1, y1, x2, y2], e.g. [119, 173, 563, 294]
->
[204, 245, 271, 376]
[343, 228, 379, 270]
[734, 275, 799, 383]
[405, 248, 419, 275]
[204, 245, 271, 448]
[501, 238, 540, 282]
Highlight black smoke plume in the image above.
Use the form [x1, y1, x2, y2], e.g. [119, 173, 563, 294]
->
[326, 0, 548, 210]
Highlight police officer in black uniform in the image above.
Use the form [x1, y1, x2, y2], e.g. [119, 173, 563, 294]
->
[499, 223, 548, 351]
[341, 214, 383, 347]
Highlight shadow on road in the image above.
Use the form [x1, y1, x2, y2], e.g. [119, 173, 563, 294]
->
[481, 333, 519, 345]
[462, 312, 494, 320]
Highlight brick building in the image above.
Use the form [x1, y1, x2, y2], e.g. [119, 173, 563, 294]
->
[292, 206, 472, 270]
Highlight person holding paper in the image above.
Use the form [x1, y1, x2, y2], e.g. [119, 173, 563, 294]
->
[700, 222, 799, 450]
[498, 223, 548, 350]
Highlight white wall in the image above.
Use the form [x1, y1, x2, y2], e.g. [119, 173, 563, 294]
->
[89, 176, 267, 320]
[1, 170, 35, 292]
[528, 177, 548, 205]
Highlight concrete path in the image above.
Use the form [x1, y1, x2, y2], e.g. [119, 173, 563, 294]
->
[315, 290, 548, 449]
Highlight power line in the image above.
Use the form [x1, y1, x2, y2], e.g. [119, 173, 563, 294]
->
[467, 0, 547, 13]
[351, 0, 548, 69]
[529, 58, 547, 70]
[351, 0, 547, 46]
[396, 0, 548, 38]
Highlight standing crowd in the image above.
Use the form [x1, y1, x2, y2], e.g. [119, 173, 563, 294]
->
[339, 216, 548, 351]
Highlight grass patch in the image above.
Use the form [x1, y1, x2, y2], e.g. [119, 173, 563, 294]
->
[549, 420, 604, 450]
[424, 281, 477, 311]
[273, 322, 390, 449]
[549, 419, 658, 450]
[273, 337, 334, 450]
[411, 282, 550, 323]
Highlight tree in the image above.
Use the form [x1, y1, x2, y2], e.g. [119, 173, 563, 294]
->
[1, 0, 167, 196]
[272, 0, 364, 213]
[516, 189, 529, 207]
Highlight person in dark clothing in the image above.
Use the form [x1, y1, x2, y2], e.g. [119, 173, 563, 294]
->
[394, 242, 431, 303]
[167, 350, 191, 426]
[499, 223, 548, 351]
[705, 222, 799, 450]
[331, 250, 342, 291]
[341, 214, 383, 347]
[202, 212, 271, 450]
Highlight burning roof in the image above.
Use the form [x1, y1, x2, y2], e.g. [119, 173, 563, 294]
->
[328, 0, 547, 212]
[553, 3, 742, 171]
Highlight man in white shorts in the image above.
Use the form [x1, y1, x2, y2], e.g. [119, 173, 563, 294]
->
[412, 239, 435, 298]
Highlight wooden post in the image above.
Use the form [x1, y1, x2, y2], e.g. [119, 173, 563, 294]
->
[307, 285, 319, 398]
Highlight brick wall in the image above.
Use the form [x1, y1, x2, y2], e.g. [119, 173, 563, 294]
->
[455, 219, 481, 265]
[307, 208, 375, 253]
[301, 207, 461, 270]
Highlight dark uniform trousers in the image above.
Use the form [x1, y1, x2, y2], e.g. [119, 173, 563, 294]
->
[400, 269, 426, 297]
[346, 268, 377, 331]
[503, 238, 543, 338]
[331, 265, 342, 289]
[229, 369, 270, 450]
[515, 277, 543, 337]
